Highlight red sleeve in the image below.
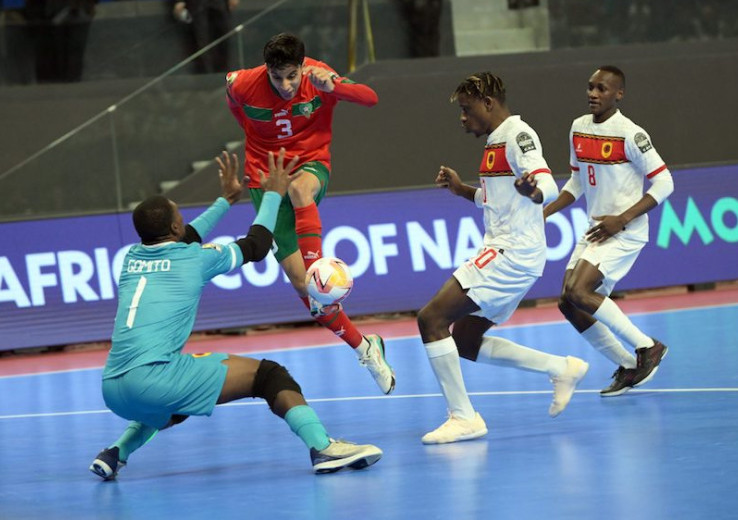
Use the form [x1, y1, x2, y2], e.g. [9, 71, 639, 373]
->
[331, 80, 378, 107]
[226, 88, 246, 128]
[225, 70, 247, 128]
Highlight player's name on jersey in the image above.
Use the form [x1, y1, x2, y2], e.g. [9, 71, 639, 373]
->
[126, 259, 172, 273]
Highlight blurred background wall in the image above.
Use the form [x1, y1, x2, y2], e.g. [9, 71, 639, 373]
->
[1, 0, 737, 219]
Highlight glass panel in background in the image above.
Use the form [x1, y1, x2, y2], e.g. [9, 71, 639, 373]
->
[548, 0, 738, 49]
[111, 73, 229, 209]
[0, 114, 118, 220]
[6, 0, 735, 221]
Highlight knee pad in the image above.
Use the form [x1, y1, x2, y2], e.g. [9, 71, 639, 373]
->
[161, 414, 189, 430]
[252, 360, 303, 410]
[170, 414, 189, 426]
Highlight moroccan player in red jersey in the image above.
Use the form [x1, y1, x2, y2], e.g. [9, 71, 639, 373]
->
[225, 33, 395, 394]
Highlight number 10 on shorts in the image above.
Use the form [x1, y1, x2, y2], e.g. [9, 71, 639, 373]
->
[473, 248, 498, 269]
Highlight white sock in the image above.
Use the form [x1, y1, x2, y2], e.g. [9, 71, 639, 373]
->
[593, 298, 654, 349]
[424, 337, 476, 420]
[477, 336, 568, 377]
[355, 337, 370, 358]
[581, 321, 637, 369]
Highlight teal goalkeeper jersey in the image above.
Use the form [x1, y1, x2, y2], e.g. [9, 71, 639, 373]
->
[102, 240, 242, 379]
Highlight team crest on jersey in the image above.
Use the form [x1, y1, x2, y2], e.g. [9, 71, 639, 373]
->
[634, 132, 652, 153]
[202, 243, 223, 252]
[300, 104, 314, 118]
[226, 71, 238, 85]
[479, 144, 513, 176]
[516, 132, 536, 153]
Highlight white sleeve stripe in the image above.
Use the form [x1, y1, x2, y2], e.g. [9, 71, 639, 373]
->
[229, 244, 238, 270]
[645, 168, 674, 205]
[537, 173, 559, 204]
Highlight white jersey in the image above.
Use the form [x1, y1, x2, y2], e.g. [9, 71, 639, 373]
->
[474, 115, 555, 276]
[565, 110, 668, 243]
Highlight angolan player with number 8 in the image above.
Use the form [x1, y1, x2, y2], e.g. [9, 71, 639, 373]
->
[543, 66, 674, 398]
[416, 72, 590, 445]
[225, 33, 394, 395]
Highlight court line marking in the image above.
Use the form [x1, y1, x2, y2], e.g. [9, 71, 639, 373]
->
[1, 301, 735, 379]
[0, 303, 738, 380]
[2, 387, 738, 420]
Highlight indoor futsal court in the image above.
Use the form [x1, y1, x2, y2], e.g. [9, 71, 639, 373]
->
[1, 286, 737, 520]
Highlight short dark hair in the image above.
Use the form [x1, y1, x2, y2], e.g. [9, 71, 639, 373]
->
[451, 72, 506, 104]
[132, 195, 174, 243]
[597, 65, 626, 88]
[263, 33, 305, 69]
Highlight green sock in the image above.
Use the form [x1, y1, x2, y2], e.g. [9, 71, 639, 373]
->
[284, 405, 330, 451]
[110, 421, 158, 461]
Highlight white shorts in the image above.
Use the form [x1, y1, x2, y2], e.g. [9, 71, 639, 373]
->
[453, 247, 538, 325]
[566, 234, 645, 296]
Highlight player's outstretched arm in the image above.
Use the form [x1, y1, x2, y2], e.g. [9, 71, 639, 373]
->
[215, 151, 245, 205]
[257, 147, 301, 197]
[235, 148, 302, 263]
[436, 165, 477, 202]
[304, 65, 378, 107]
[586, 193, 658, 243]
[183, 150, 247, 243]
[515, 171, 558, 205]
[514, 172, 541, 202]
[543, 191, 576, 220]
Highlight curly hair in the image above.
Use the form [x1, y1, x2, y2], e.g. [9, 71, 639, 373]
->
[450, 72, 506, 104]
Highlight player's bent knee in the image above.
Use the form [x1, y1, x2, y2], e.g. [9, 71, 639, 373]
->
[252, 360, 303, 412]
[558, 295, 574, 315]
[416, 305, 435, 333]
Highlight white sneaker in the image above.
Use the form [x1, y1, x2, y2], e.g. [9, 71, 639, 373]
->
[549, 356, 589, 418]
[421, 412, 488, 445]
[359, 334, 396, 395]
[310, 439, 383, 474]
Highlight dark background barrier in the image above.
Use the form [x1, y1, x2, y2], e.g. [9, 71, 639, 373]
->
[2, 38, 737, 217]
[169, 39, 738, 203]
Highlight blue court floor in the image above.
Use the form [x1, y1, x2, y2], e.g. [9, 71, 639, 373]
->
[1, 300, 737, 520]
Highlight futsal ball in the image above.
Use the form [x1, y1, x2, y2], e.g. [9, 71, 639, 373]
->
[305, 257, 354, 305]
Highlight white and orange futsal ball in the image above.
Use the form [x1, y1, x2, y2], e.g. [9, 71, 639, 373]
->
[305, 257, 354, 305]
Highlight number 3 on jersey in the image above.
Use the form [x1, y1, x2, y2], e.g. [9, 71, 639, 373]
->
[276, 119, 293, 139]
[587, 164, 597, 186]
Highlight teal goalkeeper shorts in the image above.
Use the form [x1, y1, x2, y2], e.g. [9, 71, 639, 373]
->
[102, 352, 229, 429]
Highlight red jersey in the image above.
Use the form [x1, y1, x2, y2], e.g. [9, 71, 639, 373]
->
[225, 57, 378, 188]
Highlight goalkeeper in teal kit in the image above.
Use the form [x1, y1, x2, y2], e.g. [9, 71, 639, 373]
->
[90, 149, 382, 478]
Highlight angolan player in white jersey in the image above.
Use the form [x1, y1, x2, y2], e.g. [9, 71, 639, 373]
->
[544, 65, 674, 397]
[416, 72, 590, 445]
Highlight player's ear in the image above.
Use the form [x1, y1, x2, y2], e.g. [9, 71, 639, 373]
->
[170, 219, 183, 238]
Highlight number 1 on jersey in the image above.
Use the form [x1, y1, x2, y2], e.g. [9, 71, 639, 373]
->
[126, 276, 148, 328]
